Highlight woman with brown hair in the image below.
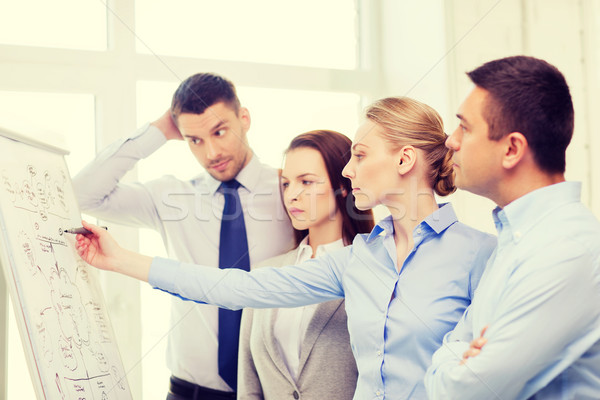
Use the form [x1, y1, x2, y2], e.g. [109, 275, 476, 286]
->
[238, 130, 374, 400]
[76, 97, 496, 399]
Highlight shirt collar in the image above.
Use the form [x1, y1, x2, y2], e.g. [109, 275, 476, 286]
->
[206, 153, 261, 195]
[295, 236, 345, 262]
[422, 202, 458, 234]
[366, 215, 393, 242]
[492, 181, 581, 239]
[366, 203, 458, 242]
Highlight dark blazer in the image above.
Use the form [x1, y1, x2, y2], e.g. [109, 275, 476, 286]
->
[237, 248, 358, 400]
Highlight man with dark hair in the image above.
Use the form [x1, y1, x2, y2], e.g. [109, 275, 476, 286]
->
[74, 73, 294, 400]
[171, 73, 241, 119]
[466, 56, 574, 174]
[425, 55, 600, 399]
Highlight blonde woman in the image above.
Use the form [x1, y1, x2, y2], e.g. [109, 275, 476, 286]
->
[76, 97, 496, 399]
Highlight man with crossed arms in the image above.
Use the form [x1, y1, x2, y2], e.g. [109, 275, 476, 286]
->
[425, 56, 600, 399]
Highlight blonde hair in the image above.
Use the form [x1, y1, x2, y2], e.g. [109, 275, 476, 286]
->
[366, 97, 456, 196]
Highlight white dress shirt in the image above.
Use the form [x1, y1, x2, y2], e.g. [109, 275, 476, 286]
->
[73, 123, 294, 391]
[272, 237, 344, 381]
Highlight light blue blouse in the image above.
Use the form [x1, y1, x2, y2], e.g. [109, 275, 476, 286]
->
[150, 203, 496, 399]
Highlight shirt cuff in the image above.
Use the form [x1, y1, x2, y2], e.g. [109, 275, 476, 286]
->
[148, 256, 180, 291]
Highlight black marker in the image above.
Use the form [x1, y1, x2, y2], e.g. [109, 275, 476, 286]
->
[63, 226, 108, 234]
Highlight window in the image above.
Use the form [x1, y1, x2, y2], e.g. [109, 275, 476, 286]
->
[0, 91, 95, 183]
[0, 0, 107, 50]
[135, 0, 357, 69]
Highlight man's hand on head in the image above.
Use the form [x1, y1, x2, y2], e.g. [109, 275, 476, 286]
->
[153, 109, 183, 140]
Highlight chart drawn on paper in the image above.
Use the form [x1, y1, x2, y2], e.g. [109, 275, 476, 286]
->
[0, 132, 131, 400]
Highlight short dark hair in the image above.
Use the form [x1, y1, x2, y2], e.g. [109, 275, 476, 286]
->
[171, 73, 241, 122]
[467, 55, 574, 173]
[285, 130, 375, 246]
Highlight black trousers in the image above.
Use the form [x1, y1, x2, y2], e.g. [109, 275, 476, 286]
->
[166, 376, 237, 400]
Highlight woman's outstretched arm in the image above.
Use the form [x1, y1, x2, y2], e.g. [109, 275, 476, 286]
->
[77, 221, 347, 309]
[75, 220, 153, 282]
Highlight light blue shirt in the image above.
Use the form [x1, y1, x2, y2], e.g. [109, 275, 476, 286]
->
[149, 203, 496, 399]
[425, 182, 600, 400]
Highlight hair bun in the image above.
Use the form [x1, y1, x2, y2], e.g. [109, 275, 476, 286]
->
[434, 147, 456, 196]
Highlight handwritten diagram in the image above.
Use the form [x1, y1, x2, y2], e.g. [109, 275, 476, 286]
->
[0, 135, 131, 399]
